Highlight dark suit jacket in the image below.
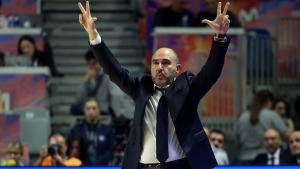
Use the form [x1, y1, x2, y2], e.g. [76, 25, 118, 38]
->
[90, 38, 230, 169]
[252, 148, 293, 165]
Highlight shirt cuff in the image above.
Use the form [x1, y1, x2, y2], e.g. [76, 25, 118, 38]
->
[90, 34, 102, 45]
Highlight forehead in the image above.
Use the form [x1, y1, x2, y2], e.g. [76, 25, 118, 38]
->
[265, 130, 279, 137]
[152, 48, 177, 61]
[291, 132, 300, 139]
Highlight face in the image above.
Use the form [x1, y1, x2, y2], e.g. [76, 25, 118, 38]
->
[289, 131, 300, 156]
[20, 40, 35, 57]
[84, 100, 100, 122]
[263, 129, 281, 153]
[209, 132, 224, 148]
[6, 149, 22, 162]
[49, 134, 67, 156]
[151, 48, 180, 87]
[274, 101, 286, 117]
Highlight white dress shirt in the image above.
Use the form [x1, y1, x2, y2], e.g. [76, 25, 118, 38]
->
[267, 148, 280, 165]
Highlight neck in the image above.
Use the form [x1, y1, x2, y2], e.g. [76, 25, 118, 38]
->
[87, 118, 98, 124]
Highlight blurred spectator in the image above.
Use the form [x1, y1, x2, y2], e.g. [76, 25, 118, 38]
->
[69, 98, 115, 165]
[0, 0, 8, 28]
[70, 50, 116, 115]
[253, 129, 290, 165]
[235, 90, 288, 164]
[289, 130, 300, 164]
[17, 35, 63, 77]
[0, 52, 4, 66]
[35, 133, 82, 166]
[294, 96, 300, 130]
[153, 0, 195, 27]
[273, 98, 294, 133]
[66, 137, 86, 164]
[209, 129, 229, 165]
[196, 0, 241, 27]
[0, 142, 24, 166]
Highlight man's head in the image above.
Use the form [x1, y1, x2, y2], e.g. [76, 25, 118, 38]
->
[171, 0, 188, 12]
[289, 131, 300, 156]
[5, 142, 23, 163]
[263, 129, 282, 153]
[85, 50, 101, 71]
[209, 129, 225, 149]
[48, 133, 67, 158]
[84, 98, 100, 123]
[151, 48, 181, 88]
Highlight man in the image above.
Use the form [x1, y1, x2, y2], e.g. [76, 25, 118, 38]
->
[0, 142, 24, 166]
[35, 133, 82, 166]
[253, 128, 290, 165]
[154, 0, 195, 27]
[197, 0, 241, 27]
[69, 98, 115, 165]
[209, 129, 229, 165]
[71, 50, 115, 115]
[289, 130, 300, 164]
[78, 1, 230, 169]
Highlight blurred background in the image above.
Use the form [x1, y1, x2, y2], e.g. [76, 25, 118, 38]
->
[0, 0, 299, 167]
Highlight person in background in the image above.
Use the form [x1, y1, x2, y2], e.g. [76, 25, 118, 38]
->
[289, 130, 300, 164]
[273, 98, 294, 135]
[153, 0, 195, 27]
[0, 142, 24, 166]
[17, 35, 63, 77]
[209, 129, 229, 165]
[196, 0, 241, 27]
[69, 98, 115, 165]
[235, 90, 289, 164]
[71, 50, 116, 115]
[253, 128, 291, 165]
[35, 133, 82, 166]
[66, 137, 86, 164]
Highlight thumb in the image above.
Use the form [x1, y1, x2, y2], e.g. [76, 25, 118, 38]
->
[201, 19, 219, 29]
[202, 19, 212, 25]
[92, 17, 97, 22]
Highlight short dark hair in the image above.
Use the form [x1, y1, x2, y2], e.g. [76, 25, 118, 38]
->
[210, 129, 225, 138]
[85, 50, 96, 62]
[273, 98, 290, 117]
[17, 35, 36, 54]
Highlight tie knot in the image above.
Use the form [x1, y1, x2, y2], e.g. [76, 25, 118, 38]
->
[155, 86, 165, 93]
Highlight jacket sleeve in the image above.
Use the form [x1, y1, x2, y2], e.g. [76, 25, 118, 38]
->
[190, 38, 230, 100]
[90, 41, 139, 99]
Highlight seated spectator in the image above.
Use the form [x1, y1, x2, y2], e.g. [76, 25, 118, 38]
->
[153, 0, 195, 27]
[0, 0, 8, 28]
[0, 142, 24, 166]
[209, 129, 229, 165]
[289, 130, 300, 164]
[273, 98, 294, 134]
[196, 0, 241, 27]
[17, 35, 63, 77]
[35, 133, 82, 166]
[253, 128, 291, 165]
[70, 50, 116, 115]
[69, 98, 115, 165]
[235, 90, 288, 164]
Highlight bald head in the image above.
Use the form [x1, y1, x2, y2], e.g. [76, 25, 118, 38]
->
[151, 48, 181, 87]
[263, 129, 281, 153]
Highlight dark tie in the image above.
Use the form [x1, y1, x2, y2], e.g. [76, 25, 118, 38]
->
[270, 154, 275, 165]
[156, 93, 169, 162]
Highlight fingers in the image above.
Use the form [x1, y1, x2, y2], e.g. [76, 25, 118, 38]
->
[92, 17, 97, 22]
[202, 19, 219, 29]
[222, 2, 230, 15]
[78, 2, 86, 16]
[86, 1, 91, 17]
[79, 14, 83, 25]
[217, 2, 221, 16]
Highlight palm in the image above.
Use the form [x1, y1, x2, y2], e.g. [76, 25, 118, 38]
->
[202, 2, 230, 35]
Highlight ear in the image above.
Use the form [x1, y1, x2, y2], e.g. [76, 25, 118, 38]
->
[176, 64, 181, 73]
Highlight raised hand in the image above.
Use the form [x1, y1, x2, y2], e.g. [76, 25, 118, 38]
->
[78, 1, 98, 40]
[202, 2, 230, 35]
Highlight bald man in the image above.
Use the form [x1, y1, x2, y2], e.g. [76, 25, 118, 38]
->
[78, 1, 231, 169]
[289, 131, 300, 164]
[253, 129, 290, 165]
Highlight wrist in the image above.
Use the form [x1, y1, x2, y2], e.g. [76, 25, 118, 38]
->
[88, 29, 99, 41]
[213, 34, 228, 42]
